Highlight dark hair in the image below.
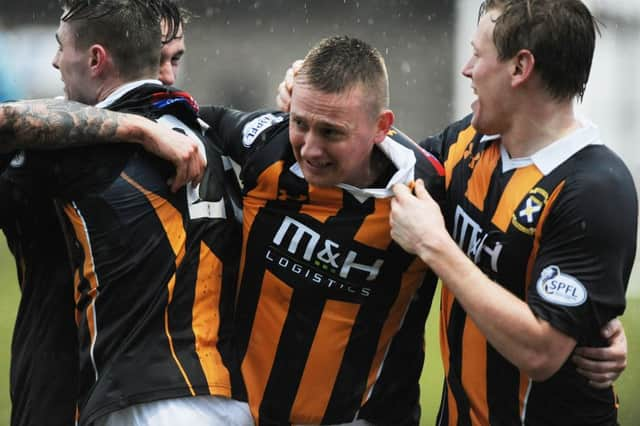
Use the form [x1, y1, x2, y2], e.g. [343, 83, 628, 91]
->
[159, 0, 190, 44]
[60, 0, 162, 80]
[480, 0, 599, 101]
[296, 35, 389, 116]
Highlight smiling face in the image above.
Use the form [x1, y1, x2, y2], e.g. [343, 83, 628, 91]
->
[51, 19, 95, 104]
[461, 8, 513, 135]
[158, 21, 185, 86]
[289, 82, 387, 188]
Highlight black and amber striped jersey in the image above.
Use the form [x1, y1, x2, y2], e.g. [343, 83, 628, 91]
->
[200, 106, 444, 425]
[421, 115, 637, 426]
[4, 82, 242, 425]
[1, 158, 78, 426]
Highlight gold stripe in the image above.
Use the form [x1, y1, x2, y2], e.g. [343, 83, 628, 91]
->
[192, 241, 231, 395]
[492, 165, 543, 232]
[444, 125, 477, 190]
[465, 143, 500, 212]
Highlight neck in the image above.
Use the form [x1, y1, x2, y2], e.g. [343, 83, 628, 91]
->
[94, 79, 126, 104]
[501, 96, 579, 158]
[358, 146, 390, 188]
[94, 74, 155, 104]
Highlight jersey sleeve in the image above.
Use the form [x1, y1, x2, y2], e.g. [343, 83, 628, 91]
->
[527, 157, 638, 345]
[199, 105, 287, 166]
[418, 114, 474, 164]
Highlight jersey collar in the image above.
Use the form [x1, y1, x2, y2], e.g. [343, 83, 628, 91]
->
[481, 119, 602, 175]
[289, 135, 417, 202]
[95, 79, 163, 109]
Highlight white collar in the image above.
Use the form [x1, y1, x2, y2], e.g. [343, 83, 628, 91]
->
[480, 119, 602, 175]
[289, 135, 417, 203]
[95, 79, 163, 109]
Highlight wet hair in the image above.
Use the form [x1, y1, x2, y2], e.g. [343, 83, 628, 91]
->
[479, 0, 599, 101]
[159, 0, 190, 44]
[60, 0, 162, 80]
[296, 35, 389, 117]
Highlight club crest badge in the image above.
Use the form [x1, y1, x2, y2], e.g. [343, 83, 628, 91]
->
[512, 187, 549, 235]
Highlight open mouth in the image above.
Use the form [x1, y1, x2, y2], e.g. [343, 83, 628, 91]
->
[304, 159, 331, 172]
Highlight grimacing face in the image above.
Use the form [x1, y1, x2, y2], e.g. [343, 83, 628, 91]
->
[289, 82, 388, 188]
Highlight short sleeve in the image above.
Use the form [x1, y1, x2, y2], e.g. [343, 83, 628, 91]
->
[527, 154, 637, 345]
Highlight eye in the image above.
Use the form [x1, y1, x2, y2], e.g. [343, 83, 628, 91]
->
[171, 53, 183, 66]
[292, 117, 307, 131]
[320, 127, 343, 140]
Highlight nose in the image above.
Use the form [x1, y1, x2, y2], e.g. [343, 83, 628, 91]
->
[461, 56, 473, 79]
[52, 51, 60, 70]
[158, 62, 175, 86]
[300, 131, 323, 159]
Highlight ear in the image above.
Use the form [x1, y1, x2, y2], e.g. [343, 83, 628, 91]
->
[511, 49, 535, 88]
[373, 109, 395, 144]
[88, 44, 109, 77]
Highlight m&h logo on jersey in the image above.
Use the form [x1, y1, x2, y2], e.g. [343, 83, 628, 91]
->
[453, 205, 503, 273]
[512, 187, 549, 235]
[265, 216, 384, 301]
[536, 265, 587, 307]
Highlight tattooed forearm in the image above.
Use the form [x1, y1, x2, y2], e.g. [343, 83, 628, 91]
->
[0, 99, 128, 153]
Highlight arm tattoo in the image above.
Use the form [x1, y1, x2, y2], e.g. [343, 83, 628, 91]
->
[0, 99, 127, 152]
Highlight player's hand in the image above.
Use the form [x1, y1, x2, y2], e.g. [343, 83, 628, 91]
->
[390, 179, 447, 258]
[572, 318, 627, 388]
[138, 117, 206, 192]
[276, 59, 303, 112]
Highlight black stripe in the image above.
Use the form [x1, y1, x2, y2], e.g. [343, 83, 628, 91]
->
[444, 300, 472, 426]
[486, 345, 521, 424]
[258, 290, 326, 423]
[168, 229, 210, 394]
[482, 156, 510, 222]
[358, 272, 437, 426]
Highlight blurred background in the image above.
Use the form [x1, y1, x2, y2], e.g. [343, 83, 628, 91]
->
[0, 0, 638, 424]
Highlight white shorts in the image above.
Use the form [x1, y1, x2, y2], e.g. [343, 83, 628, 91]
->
[93, 395, 253, 426]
